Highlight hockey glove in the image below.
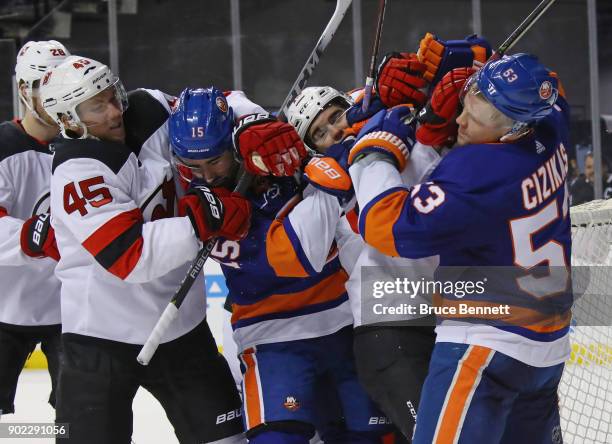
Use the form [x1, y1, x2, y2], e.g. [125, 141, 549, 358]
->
[303, 139, 354, 203]
[418, 33, 492, 87]
[20, 213, 60, 261]
[345, 94, 387, 132]
[416, 67, 475, 147]
[348, 105, 416, 172]
[342, 95, 386, 139]
[178, 185, 251, 242]
[376, 52, 429, 108]
[232, 113, 307, 177]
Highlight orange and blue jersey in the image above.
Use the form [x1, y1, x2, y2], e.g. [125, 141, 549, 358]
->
[412, 342, 564, 444]
[209, 177, 353, 351]
[350, 96, 573, 367]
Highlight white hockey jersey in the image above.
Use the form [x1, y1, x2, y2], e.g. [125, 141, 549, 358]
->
[347, 142, 443, 327]
[0, 120, 61, 327]
[50, 88, 264, 345]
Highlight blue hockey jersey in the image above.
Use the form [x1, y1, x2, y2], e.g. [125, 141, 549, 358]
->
[350, 97, 572, 366]
[209, 177, 353, 351]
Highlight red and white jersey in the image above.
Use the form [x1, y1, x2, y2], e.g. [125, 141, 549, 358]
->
[50, 88, 264, 345]
[50, 89, 201, 345]
[346, 142, 443, 326]
[0, 120, 61, 327]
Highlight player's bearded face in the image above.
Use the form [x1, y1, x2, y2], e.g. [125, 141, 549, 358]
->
[177, 150, 239, 189]
[455, 91, 510, 147]
[76, 87, 126, 143]
[307, 104, 349, 153]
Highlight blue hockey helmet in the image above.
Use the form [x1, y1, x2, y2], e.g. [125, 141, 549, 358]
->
[473, 53, 558, 123]
[169, 87, 234, 159]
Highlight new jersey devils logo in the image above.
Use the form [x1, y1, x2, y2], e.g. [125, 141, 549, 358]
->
[140, 176, 176, 221]
[42, 71, 53, 86]
[32, 192, 51, 216]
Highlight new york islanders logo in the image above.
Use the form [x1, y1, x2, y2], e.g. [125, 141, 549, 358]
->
[539, 81, 553, 100]
[216, 96, 228, 113]
[283, 396, 300, 411]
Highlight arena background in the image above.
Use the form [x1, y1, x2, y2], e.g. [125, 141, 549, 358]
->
[0, 0, 609, 373]
[1, 2, 611, 443]
[1, 0, 612, 191]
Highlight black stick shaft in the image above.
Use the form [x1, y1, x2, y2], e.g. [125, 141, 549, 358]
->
[496, 0, 557, 57]
[362, 0, 387, 112]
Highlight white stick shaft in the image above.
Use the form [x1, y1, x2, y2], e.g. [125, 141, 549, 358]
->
[278, 0, 353, 118]
[136, 303, 179, 365]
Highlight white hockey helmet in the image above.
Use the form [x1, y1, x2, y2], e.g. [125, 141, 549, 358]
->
[15, 40, 70, 122]
[286, 86, 353, 150]
[40, 56, 128, 139]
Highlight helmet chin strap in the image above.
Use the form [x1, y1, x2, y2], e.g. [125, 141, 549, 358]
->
[60, 120, 91, 140]
[500, 121, 531, 143]
[19, 93, 55, 128]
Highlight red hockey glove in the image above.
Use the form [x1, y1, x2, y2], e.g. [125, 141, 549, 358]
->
[376, 52, 428, 108]
[416, 67, 475, 147]
[178, 185, 251, 242]
[233, 113, 307, 177]
[20, 213, 60, 261]
[418, 32, 491, 87]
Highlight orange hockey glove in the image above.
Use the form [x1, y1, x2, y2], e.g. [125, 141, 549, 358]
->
[418, 32, 491, 87]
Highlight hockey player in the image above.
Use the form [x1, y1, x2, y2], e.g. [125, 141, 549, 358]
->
[348, 53, 571, 444]
[0, 40, 70, 418]
[280, 34, 491, 441]
[287, 86, 436, 443]
[170, 87, 390, 444]
[39, 56, 253, 444]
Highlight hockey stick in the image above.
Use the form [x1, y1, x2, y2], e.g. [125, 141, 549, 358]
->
[493, 0, 557, 58]
[137, 168, 252, 365]
[277, 0, 353, 121]
[361, 0, 387, 112]
[138, 0, 354, 365]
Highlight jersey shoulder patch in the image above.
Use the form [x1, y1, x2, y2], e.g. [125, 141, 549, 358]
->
[51, 138, 133, 174]
[0, 120, 51, 162]
[123, 89, 170, 156]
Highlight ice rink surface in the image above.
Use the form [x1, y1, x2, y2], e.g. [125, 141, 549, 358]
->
[0, 268, 233, 444]
[4, 369, 179, 444]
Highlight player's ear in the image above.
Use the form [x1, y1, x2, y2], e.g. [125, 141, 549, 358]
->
[18, 81, 29, 99]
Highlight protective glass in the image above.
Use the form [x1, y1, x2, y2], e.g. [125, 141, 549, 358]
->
[76, 77, 129, 124]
